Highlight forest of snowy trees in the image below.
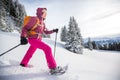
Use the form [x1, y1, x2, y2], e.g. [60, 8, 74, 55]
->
[0, 0, 26, 32]
[61, 17, 83, 54]
[84, 37, 120, 51]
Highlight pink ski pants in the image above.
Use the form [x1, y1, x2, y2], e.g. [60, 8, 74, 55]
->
[20, 38, 57, 69]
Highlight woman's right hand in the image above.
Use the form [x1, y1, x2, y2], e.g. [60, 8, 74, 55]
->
[20, 37, 28, 45]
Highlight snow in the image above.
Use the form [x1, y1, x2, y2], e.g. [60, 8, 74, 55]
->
[0, 31, 120, 80]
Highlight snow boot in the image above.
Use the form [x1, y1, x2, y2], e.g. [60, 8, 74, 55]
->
[20, 63, 33, 68]
[20, 63, 26, 67]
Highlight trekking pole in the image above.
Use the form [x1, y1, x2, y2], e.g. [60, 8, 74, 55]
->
[0, 44, 21, 57]
[54, 32, 58, 57]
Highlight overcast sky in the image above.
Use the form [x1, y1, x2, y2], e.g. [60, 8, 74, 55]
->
[19, 0, 120, 39]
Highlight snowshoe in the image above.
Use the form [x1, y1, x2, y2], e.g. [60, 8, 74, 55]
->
[49, 65, 68, 75]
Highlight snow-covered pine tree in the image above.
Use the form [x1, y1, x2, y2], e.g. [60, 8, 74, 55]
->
[60, 25, 67, 42]
[65, 17, 83, 54]
[88, 37, 93, 50]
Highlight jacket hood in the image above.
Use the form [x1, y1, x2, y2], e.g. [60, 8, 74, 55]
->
[36, 8, 47, 20]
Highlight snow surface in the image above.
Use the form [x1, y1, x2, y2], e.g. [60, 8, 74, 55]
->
[0, 31, 120, 80]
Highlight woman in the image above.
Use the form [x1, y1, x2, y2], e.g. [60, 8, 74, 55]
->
[20, 8, 63, 74]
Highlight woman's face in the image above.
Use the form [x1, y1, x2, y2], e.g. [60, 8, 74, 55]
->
[41, 9, 47, 19]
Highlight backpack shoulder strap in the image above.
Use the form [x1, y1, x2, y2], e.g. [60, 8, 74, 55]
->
[31, 17, 40, 30]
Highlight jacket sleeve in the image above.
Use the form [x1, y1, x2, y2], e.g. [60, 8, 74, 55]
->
[43, 24, 54, 34]
[21, 26, 28, 37]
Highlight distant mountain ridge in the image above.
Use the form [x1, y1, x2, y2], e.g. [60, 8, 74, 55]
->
[91, 33, 120, 41]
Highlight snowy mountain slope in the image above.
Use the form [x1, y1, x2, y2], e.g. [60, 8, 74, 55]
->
[0, 31, 120, 80]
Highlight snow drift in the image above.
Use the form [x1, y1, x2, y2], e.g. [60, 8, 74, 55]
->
[0, 31, 120, 80]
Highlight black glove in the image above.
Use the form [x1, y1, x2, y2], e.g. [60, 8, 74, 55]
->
[53, 28, 59, 33]
[20, 37, 28, 45]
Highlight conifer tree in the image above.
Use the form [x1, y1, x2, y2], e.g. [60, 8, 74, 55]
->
[88, 37, 93, 50]
[65, 17, 83, 54]
[60, 25, 67, 42]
